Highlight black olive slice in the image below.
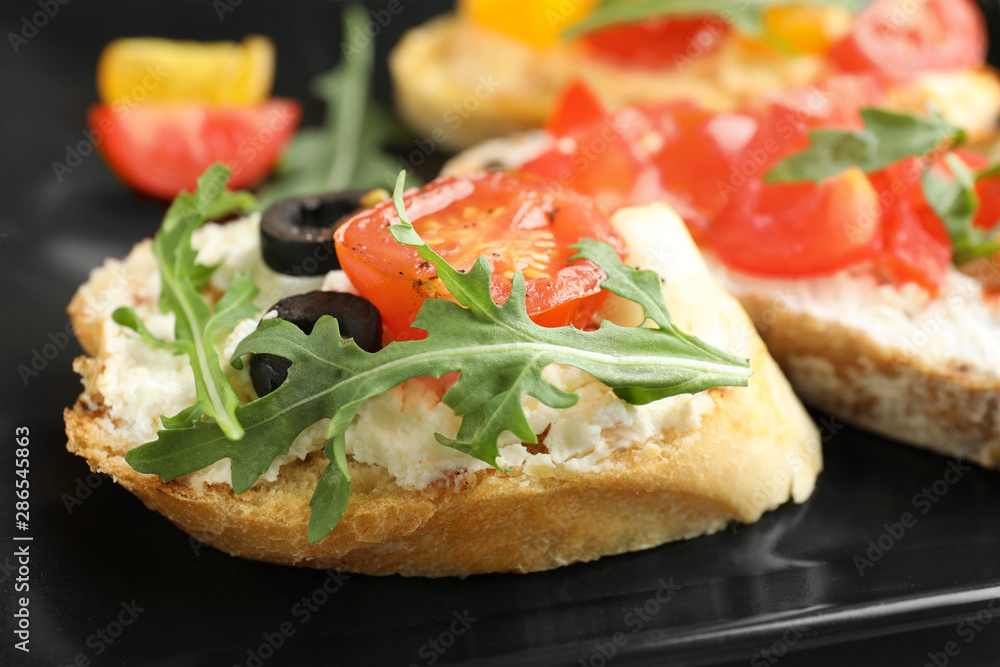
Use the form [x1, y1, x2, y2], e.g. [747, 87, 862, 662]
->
[250, 291, 382, 397]
[260, 189, 372, 276]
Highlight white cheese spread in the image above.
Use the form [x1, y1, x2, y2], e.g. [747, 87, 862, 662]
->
[92, 211, 721, 491]
[710, 258, 1000, 373]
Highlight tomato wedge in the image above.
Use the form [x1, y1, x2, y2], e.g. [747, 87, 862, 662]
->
[522, 81, 652, 211]
[521, 124, 649, 212]
[88, 99, 300, 198]
[334, 172, 624, 342]
[877, 195, 952, 291]
[975, 174, 1000, 232]
[829, 0, 986, 81]
[868, 160, 952, 290]
[544, 79, 608, 136]
[643, 102, 759, 237]
[709, 168, 882, 277]
[581, 16, 729, 69]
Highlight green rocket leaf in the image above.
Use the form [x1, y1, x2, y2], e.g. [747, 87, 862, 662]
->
[113, 164, 259, 440]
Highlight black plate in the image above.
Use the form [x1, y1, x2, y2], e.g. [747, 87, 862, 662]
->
[2, 2, 1000, 665]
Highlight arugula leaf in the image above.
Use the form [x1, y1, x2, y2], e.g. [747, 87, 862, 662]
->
[921, 154, 1000, 265]
[126, 170, 751, 542]
[563, 0, 868, 38]
[766, 108, 963, 184]
[205, 189, 257, 220]
[765, 108, 1000, 265]
[566, 238, 748, 405]
[255, 4, 415, 207]
[113, 164, 259, 440]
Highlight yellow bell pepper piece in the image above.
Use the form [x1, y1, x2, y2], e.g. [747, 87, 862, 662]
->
[761, 3, 853, 55]
[460, 0, 597, 48]
[97, 35, 274, 106]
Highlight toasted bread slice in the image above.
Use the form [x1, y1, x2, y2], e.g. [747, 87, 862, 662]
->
[64, 205, 821, 577]
[390, 14, 1000, 150]
[708, 262, 1000, 469]
[446, 135, 1000, 470]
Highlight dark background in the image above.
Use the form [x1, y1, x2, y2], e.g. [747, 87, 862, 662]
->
[2, 1, 1000, 665]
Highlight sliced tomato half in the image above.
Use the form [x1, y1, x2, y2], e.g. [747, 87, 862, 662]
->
[975, 173, 1000, 232]
[334, 172, 625, 342]
[521, 99, 650, 212]
[640, 102, 759, 237]
[88, 99, 301, 199]
[867, 160, 952, 290]
[877, 194, 952, 291]
[544, 79, 608, 136]
[828, 0, 986, 81]
[709, 167, 882, 277]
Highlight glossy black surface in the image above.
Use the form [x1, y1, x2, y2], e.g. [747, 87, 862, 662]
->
[2, 1, 1000, 665]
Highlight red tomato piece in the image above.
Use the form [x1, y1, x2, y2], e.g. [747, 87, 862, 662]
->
[706, 102, 813, 231]
[944, 149, 1000, 232]
[582, 15, 730, 69]
[521, 104, 651, 212]
[765, 73, 885, 129]
[641, 102, 758, 236]
[877, 195, 952, 291]
[869, 160, 952, 290]
[333, 172, 625, 343]
[975, 173, 1000, 232]
[829, 0, 986, 81]
[88, 99, 301, 199]
[710, 168, 882, 277]
[745, 103, 814, 165]
[545, 79, 608, 136]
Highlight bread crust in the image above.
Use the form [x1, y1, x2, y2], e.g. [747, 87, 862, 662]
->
[733, 292, 1000, 469]
[64, 207, 821, 577]
[391, 15, 1000, 150]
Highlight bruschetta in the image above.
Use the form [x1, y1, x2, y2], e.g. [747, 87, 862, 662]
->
[390, 0, 1000, 149]
[64, 168, 821, 576]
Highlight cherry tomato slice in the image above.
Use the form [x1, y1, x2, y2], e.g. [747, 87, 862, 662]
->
[877, 195, 952, 291]
[710, 168, 881, 277]
[866, 160, 952, 290]
[544, 79, 608, 136]
[582, 16, 730, 69]
[334, 172, 624, 342]
[829, 0, 986, 82]
[523, 80, 651, 211]
[88, 99, 300, 199]
[640, 102, 758, 236]
[521, 110, 650, 212]
[975, 175, 1000, 232]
